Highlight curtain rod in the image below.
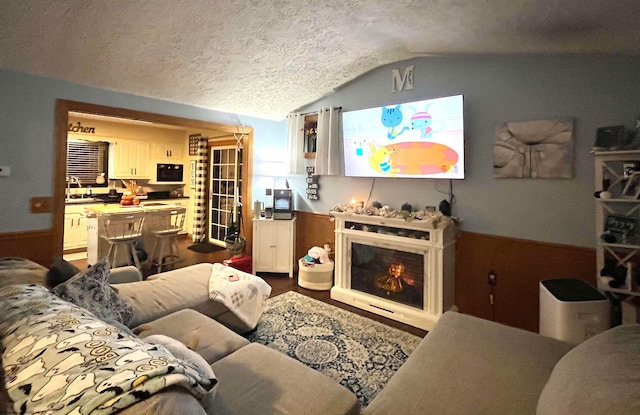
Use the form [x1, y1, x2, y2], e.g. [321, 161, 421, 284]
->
[297, 107, 342, 117]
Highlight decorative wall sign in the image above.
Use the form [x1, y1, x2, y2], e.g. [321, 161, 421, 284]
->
[306, 166, 319, 200]
[190, 160, 196, 189]
[189, 134, 201, 156]
[606, 215, 638, 235]
[391, 65, 414, 93]
[67, 121, 95, 134]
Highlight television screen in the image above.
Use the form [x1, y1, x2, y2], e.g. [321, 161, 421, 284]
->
[342, 94, 464, 179]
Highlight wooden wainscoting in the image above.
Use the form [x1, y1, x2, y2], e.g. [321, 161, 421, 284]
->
[455, 231, 596, 333]
[294, 211, 336, 261]
[295, 211, 597, 333]
[0, 229, 55, 267]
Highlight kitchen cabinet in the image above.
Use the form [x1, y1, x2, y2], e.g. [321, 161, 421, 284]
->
[109, 139, 150, 179]
[63, 204, 98, 251]
[153, 142, 183, 161]
[64, 213, 86, 250]
[252, 217, 296, 278]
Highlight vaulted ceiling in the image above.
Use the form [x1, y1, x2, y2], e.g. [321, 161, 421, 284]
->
[1, 0, 639, 120]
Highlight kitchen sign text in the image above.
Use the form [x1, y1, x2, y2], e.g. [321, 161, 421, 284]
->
[68, 121, 95, 134]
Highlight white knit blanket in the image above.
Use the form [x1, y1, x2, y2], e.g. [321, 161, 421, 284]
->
[207, 263, 272, 330]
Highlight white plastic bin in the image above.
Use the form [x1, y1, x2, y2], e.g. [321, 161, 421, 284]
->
[298, 259, 334, 291]
[539, 279, 610, 345]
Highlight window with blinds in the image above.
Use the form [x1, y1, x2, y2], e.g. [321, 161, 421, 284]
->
[66, 139, 109, 186]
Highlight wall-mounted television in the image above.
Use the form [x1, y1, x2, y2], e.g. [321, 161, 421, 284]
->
[342, 94, 464, 179]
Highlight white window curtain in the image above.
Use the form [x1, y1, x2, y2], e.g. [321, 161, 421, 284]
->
[315, 106, 342, 176]
[287, 113, 305, 175]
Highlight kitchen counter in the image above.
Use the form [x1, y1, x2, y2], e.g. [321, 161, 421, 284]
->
[65, 196, 189, 205]
[85, 203, 178, 215]
[85, 201, 189, 265]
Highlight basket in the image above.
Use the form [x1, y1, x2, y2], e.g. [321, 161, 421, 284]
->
[298, 259, 334, 291]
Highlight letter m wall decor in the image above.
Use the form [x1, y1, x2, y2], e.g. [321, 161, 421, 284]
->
[392, 65, 414, 93]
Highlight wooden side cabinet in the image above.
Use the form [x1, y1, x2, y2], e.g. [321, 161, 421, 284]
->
[252, 217, 296, 278]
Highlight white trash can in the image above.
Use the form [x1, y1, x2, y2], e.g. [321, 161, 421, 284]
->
[539, 279, 610, 345]
[298, 260, 334, 291]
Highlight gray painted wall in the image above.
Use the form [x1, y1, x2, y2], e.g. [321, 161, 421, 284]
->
[0, 69, 286, 234]
[291, 55, 640, 248]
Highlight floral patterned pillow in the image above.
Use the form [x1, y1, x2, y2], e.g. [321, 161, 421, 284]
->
[53, 258, 134, 326]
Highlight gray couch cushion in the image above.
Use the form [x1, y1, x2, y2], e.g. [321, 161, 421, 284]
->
[364, 311, 574, 415]
[115, 263, 229, 327]
[109, 385, 207, 415]
[136, 309, 249, 364]
[537, 323, 640, 415]
[209, 343, 360, 415]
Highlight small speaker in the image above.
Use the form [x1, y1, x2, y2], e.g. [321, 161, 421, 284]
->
[439, 199, 451, 216]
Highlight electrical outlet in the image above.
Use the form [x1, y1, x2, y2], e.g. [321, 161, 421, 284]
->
[488, 271, 497, 285]
[0, 166, 10, 177]
[30, 197, 52, 213]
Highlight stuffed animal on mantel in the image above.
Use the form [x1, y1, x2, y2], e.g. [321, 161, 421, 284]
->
[301, 246, 331, 266]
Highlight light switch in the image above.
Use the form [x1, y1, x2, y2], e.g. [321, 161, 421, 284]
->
[0, 166, 10, 177]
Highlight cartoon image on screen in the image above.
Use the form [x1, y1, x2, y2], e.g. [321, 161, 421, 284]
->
[342, 95, 464, 179]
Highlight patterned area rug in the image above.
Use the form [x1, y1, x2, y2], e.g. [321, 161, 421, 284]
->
[245, 291, 423, 406]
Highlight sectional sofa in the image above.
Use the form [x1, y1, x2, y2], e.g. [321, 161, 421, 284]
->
[1, 257, 639, 415]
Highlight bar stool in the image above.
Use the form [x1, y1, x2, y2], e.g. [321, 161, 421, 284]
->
[149, 207, 186, 273]
[100, 211, 146, 270]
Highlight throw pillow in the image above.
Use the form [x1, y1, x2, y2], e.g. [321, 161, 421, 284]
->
[537, 323, 640, 415]
[53, 258, 134, 326]
[46, 256, 81, 287]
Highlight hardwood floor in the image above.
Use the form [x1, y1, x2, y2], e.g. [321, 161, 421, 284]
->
[69, 236, 428, 338]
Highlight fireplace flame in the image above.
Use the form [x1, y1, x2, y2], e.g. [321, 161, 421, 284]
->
[375, 263, 405, 293]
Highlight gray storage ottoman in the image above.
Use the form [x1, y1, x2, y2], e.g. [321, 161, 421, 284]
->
[136, 308, 249, 364]
[208, 343, 360, 415]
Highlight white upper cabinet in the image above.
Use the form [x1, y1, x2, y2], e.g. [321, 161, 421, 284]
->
[153, 142, 184, 161]
[108, 139, 150, 179]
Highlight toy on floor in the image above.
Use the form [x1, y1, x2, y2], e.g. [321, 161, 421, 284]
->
[301, 246, 331, 266]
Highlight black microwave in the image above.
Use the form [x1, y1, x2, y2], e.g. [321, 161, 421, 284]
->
[156, 164, 184, 182]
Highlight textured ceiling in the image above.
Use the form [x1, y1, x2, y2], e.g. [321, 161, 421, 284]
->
[1, 0, 639, 121]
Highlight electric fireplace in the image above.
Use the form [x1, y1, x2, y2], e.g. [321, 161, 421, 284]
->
[330, 212, 456, 330]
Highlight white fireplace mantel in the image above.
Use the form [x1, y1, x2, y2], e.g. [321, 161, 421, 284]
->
[330, 211, 457, 330]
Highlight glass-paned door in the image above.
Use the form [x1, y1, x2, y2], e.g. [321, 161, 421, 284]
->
[208, 145, 242, 246]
